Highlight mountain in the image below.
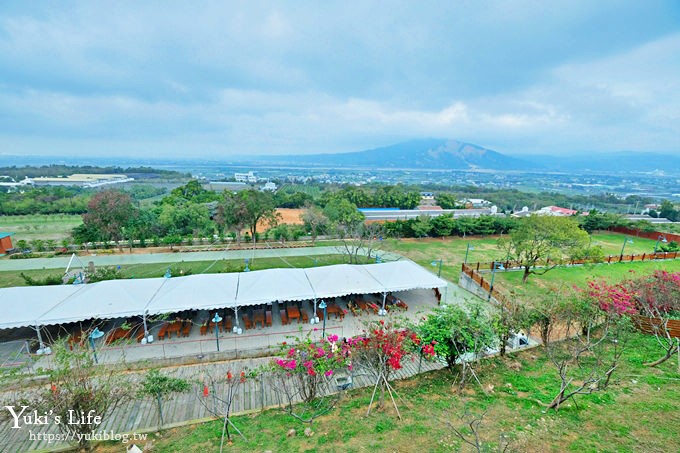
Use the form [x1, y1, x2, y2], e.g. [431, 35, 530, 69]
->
[247, 139, 533, 170]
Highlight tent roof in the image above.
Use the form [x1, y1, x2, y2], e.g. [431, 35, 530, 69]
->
[0, 261, 447, 329]
[236, 268, 315, 306]
[146, 273, 239, 316]
[0, 285, 81, 329]
[364, 261, 447, 293]
[38, 278, 166, 326]
[304, 264, 384, 299]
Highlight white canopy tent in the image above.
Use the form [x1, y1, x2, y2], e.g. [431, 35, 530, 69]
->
[0, 261, 447, 330]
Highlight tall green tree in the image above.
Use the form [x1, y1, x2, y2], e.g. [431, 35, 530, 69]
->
[499, 215, 589, 283]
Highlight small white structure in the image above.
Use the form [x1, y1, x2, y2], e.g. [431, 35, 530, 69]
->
[234, 171, 257, 183]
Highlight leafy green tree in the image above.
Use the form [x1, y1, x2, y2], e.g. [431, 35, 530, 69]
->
[158, 202, 212, 237]
[416, 303, 496, 383]
[430, 213, 455, 237]
[323, 197, 364, 227]
[659, 200, 679, 222]
[410, 215, 432, 238]
[138, 369, 190, 428]
[238, 190, 279, 244]
[499, 215, 589, 283]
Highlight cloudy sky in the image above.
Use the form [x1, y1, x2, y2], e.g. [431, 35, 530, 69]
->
[1, 1, 679, 158]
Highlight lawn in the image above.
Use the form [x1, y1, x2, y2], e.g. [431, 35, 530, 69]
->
[0, 254, 368, 288]
[0, 214, 82, 243]
[98, 332, 680, 452]
[380, 232, 661, 284]
[495, 259, 680, 301]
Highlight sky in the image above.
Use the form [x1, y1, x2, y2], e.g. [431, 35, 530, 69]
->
[1, 0, 679, 159]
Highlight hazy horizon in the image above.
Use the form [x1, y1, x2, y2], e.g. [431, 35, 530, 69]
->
[1, 1, 679, 159]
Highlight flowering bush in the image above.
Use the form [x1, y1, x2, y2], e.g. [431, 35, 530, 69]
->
[271, 332, 351, 403]
[585, 279, 637, 315]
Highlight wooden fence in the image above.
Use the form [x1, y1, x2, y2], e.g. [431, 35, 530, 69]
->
[466, 250, 679, 274]
[460, 263, 510, 306]
[612, 226, 680, 244]
[633, 315, 680, 339]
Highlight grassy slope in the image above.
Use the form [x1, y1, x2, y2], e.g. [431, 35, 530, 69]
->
[100, 333, 679, 452]
[382, 232, 661, 283]
[496, 260, 680, 301]
[0, 214, 82, 243]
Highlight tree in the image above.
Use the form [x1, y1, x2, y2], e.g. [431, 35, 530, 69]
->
[659, 200, 679, 222]
[16, 340, 132, 450]
[301, 204, 329, 244]
[410, 215, 432, 238]
[628, 270, 680, 367]
[336, 222, 384, 264]
[416, 303, 496, 389]
[352, 319, 431, 418]
[268, 331, 352, 423]
[237, 190, 279, 245]
[498, 215, 589, 283]
[158, 202, 213, 237]
[82, 190, 137, 242]
[138, 369, 190, 428]
[492, 298, 532, 357]
[323, 197, 364, 227]
[543, 286, 633, 410]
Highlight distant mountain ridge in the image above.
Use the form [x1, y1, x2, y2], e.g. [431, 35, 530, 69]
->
[248, 139, 533, 170]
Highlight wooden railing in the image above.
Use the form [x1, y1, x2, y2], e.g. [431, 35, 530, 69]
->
[466, 251, 679, 274]
[460, 263, 510, 306]
[633, 315, 680, 339]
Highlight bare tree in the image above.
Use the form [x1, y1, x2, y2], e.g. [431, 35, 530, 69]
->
[543, 293, 632, 411]
[447, 409, 511, 453]
[336, 222, 385, 264]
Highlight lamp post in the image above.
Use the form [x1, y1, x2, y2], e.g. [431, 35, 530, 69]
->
[89, 327, 104, 364]
[430, 259, 443, 277]
[654, 235, 668, 254]
[620, 237, 633, 256]
[487, 262, 505, 302]
[164, 267, 171, 278]
[244, 259, 250, 272]
[464, 242, 474, 265]
[375, 254, 382, 264]
[318, 300, 327, 338]
[212, 313, 222, 351]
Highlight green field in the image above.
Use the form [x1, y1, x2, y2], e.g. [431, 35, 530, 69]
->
[99, 332, 679, 452]
[381, 232, 661, 284]
[496, 259, 680, 301]
[0, 254, 368, 288]
[0, 214, 82, 243]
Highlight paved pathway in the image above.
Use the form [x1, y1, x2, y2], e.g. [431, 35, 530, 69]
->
[0, 246, 403, 271]
[0, 354, 445, 452]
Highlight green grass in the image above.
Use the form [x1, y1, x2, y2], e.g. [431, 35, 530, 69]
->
[97, 333, 680, 453]
[0, 214, 82, 243]
[495, 259, 680, 301]
[380, 232, 662, 284]
[0, 254, 368, 288]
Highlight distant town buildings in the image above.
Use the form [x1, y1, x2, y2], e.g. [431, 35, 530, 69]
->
[459, 198, 492, 208]
[234, 171, 258, 183]
[261, 182, 277, 192]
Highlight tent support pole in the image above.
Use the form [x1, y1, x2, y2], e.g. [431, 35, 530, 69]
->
[313, 298, 317, 322]
[233, 307, 239, 327]
[35, 325, 45, 350]
[381, 292, 387, 315]
[143, 310, 149, 339]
